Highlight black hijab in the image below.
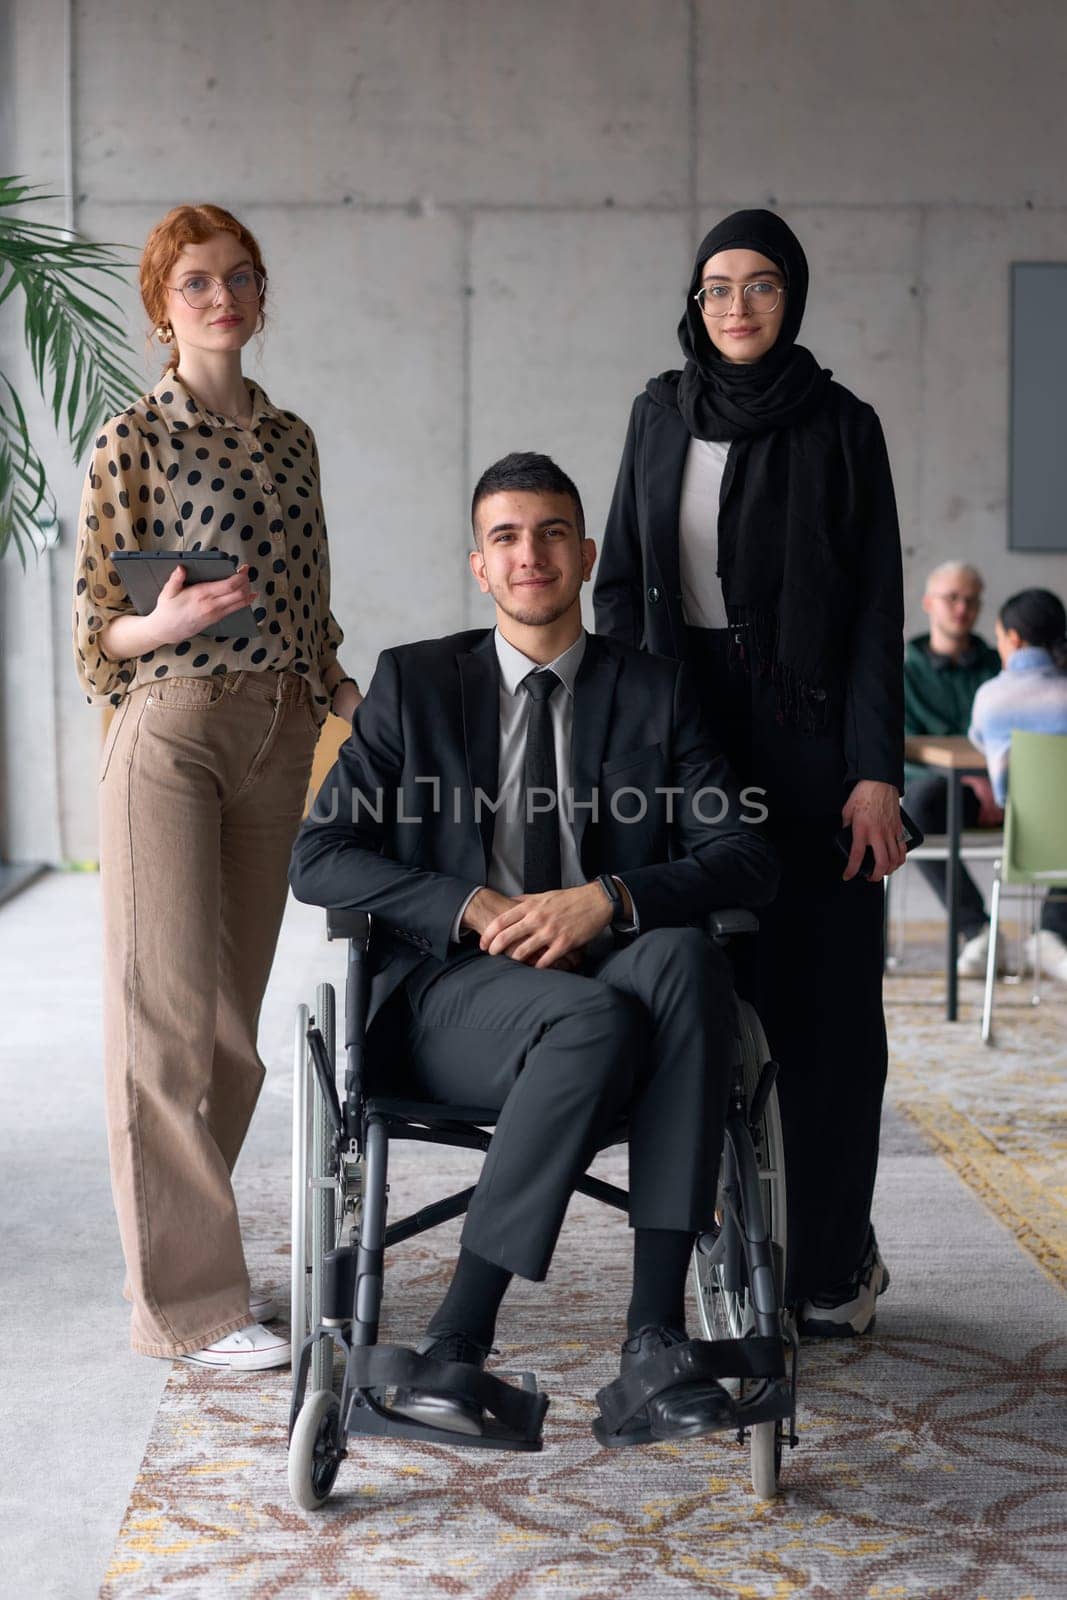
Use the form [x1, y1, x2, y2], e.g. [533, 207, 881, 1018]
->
[673, 209, 830, 439]
[649, 210, 848, 723]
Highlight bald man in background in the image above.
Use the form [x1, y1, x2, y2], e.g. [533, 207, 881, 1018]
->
[903, 561, 1001, 977]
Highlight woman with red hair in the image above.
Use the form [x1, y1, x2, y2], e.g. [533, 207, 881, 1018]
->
[73, 205, 360, 1368]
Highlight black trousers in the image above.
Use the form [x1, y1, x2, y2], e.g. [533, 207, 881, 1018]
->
[1041, 893, 1067, 938]
[686, 625, 887, 1302]
[383, 928, 737, 1281]
[902, 774, 988, 939]
[752, 825, 887, 1302]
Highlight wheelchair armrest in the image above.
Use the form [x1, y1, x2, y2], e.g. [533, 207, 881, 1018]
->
[326, 907, 372, 946]
[706, 908, 759, 938]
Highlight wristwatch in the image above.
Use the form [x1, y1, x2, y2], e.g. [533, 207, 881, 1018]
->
[596, 873, 625, 927]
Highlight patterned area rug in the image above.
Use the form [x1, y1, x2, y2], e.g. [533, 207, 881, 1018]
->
[100, 914, 1067, 1600]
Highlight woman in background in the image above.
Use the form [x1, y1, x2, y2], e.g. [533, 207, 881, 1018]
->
[73, 204, 360, 1368]
[595, 209, 906, 1336]
[969, 587, 1067, 981]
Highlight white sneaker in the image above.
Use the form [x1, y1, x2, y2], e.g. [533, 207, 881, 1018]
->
[957, 926, 1006, 978]
[180, 1322, 291, 1371]
[797, 1231, 890, 1338]
[1025, 930, 1067, 984]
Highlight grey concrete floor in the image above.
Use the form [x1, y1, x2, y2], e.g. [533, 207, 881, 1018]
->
[0, 871, 347, 1600]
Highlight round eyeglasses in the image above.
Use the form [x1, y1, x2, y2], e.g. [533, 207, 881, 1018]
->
[168, 269, 266, 310]
[694, 281, 783, 317]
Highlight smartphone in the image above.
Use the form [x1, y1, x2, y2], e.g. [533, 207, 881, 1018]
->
[833, 806, 924, 879]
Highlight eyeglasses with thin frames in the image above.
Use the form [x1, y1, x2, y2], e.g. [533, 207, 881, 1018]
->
[168, 269, 266, 310]
[694, 281, 783, 317]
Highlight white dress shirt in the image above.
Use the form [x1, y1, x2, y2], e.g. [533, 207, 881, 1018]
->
[450, 628, 637, 942]
[678, 436, 731, 630]
[489, 628, 587, 895]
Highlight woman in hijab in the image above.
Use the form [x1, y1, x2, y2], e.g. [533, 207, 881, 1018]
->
[595, 209, 906, 1337]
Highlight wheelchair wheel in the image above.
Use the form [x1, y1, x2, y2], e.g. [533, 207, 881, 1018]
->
[290, 986, 341, 1392]
[691, 997, 789, 1499]
[288, 1388, 343, 1511]
[692, 998, 787, 1342]
[749, 1416, 782, 1499]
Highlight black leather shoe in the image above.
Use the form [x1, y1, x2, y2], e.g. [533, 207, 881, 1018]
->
[622, 1325, 735, 1441]
[391, 1331, 490, 1436]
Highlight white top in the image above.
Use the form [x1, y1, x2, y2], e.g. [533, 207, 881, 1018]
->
[678, 436, 731, 630]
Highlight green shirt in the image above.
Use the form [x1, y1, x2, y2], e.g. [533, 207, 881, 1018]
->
[903, 632, 1001, 786]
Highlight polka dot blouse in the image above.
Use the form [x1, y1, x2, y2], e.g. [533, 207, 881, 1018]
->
[72, 374, 344, 722]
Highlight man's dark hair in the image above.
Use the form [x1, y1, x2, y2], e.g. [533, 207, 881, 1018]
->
[471, 452, 585, 542]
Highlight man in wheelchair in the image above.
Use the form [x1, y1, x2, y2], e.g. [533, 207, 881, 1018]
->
[290, 452, 779, 1447]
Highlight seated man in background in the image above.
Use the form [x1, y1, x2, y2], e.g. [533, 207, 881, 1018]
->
[903, 560, 1002, 976]
[290, 452, 779, 1445]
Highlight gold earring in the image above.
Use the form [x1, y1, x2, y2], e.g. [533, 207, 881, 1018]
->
[155, 323, 173, 344]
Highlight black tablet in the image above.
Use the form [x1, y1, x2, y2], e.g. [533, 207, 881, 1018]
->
[110, 550, 261, 640]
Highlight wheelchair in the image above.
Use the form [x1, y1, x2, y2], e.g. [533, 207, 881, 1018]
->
[287, 907, 798, 1510]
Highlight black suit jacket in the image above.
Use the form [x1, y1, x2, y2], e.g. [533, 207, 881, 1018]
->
[593, 385, 905, 817]
[289, 629, 780, 1023]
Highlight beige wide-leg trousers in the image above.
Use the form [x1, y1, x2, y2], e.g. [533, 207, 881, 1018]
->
[99, 671, 319, 1356]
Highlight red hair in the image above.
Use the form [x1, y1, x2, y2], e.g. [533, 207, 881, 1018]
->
[140, 204, 267, 372]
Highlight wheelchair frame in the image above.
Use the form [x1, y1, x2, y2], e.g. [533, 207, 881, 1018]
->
[287, 908, 798, 1509]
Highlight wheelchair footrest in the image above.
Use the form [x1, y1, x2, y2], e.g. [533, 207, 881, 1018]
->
[734, 1376, 794, 1428]
[343, 1344, 548, 1452]
[593, 1336, 785, 1447]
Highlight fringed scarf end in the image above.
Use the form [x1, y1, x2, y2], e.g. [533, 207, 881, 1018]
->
[729, 610, 833, 734]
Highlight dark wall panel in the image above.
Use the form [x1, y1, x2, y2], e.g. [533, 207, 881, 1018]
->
[1011, 263, 1067, 551]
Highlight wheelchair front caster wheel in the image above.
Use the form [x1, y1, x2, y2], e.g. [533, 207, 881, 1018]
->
[749, 1418, 782, 1499]
[288, 1389, 343, 1510]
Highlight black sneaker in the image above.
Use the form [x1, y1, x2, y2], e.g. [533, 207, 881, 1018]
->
[392, 1330, 490, 1436]
[797, 1230, 890, 1338]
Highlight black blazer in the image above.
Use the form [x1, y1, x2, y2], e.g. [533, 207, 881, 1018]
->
[289, 629, 779, 1023]
[593, 384, 905, 818]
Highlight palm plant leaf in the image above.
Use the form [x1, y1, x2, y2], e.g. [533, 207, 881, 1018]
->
[0, 175, 142, 562]
[0, 374, 55, 569]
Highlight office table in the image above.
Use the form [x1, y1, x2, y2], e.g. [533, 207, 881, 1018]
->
[904, 734, 989, 1021]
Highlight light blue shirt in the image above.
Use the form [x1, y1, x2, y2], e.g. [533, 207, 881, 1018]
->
[968, 647, 1067, 804]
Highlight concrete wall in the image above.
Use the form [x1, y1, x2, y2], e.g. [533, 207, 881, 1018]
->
[3, 0, 1067, 862]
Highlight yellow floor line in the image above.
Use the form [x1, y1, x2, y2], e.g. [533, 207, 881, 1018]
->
[890, 1071, 1067, 1292]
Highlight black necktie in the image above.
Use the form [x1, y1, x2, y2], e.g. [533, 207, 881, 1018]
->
[521, 669, 563, 893]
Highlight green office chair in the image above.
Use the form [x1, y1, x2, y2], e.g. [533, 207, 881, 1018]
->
[982, 732, 1067, 1043]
